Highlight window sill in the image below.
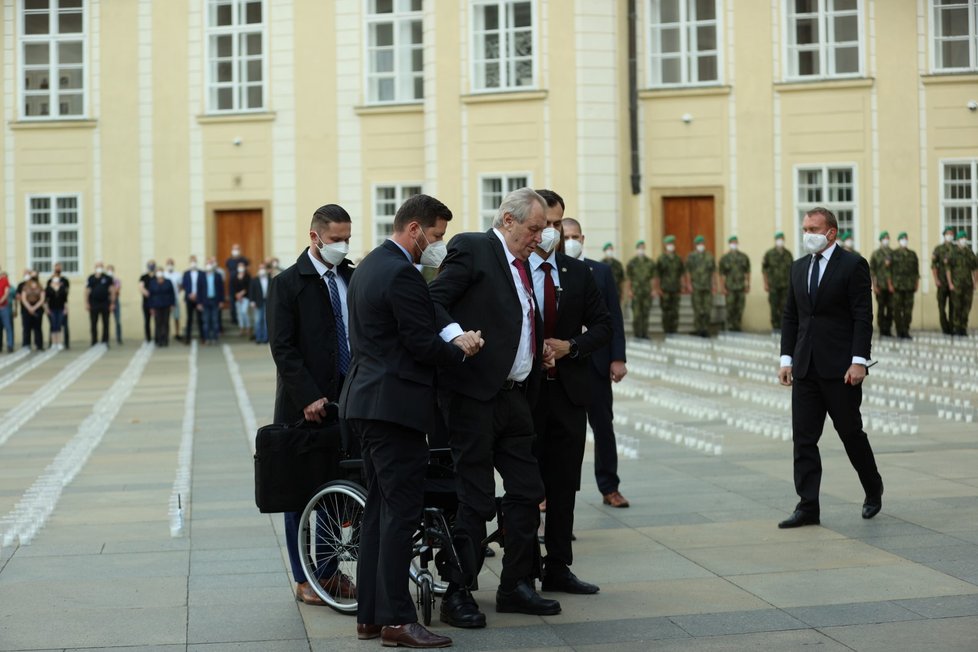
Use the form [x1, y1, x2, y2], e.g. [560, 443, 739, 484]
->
[639, 85, 731, 99]
[196, 111, 276, 124]
[355, 102, 424, 115]
[921, 72, 978, 85]
[10, 119, 97, 130]
[461, 89, 548, 104]
[775, 77, 874, 92]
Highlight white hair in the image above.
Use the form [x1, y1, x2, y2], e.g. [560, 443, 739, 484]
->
[492, 187, 546, 229]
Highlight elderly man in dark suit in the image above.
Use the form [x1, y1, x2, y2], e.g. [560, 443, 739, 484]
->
[340, 194, 482, 648]
[430, 187, 559, 628]
[268, 204, 356, 605]
[778, 206, 884, 529]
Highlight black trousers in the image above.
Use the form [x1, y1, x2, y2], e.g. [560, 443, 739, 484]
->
[153, 307, 170, 346]
[90, 306, 110, 344]
[184, 300, 204, 341]
[352, 418, 428, 626]
[791, 374, 883, 515]
[534, 379, 587, 574]
[439, 387, 545, 589]
[586, 367, 621, 496]
[24, 311, 43, 349]
[142, 304, 152, 342]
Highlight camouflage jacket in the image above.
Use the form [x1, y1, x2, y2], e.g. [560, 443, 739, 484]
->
[718, 250, 751, 291]
[890, 247, 919, 292]
[656, 253, 685, 292]
[626, 255, 656, 290]
[931, 242, 955, 279]
[869, 246, 894, 289]
[685, 251, 715, 291]
[762, 247, 793, 289]
[948, 245, 978, 288]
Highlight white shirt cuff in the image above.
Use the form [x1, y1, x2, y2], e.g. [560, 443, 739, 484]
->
[780, 355, 793, 368]
[440, 323, 464, 343]
[851, 356, 867, 366]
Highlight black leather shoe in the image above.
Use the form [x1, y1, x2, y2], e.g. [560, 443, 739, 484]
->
[863, 486, 883, 519]
[542, 570, 599, 595]
[778, 510, 820, 529]
[439, 589, 486, 628]
[496, 580, 561, 615]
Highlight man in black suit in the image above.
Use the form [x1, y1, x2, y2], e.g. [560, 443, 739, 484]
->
[340, 194, 482, 648]
[778, 206, 884, 529]
[181, 256, 204, 343]
[561, 218, 630, 509]
[529, 191, 611, 596]
[430, 187, 560, 627]
[267, 204, 357, 605]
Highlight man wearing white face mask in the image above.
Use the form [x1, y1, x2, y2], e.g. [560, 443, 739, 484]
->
[931, 225, 957, 334]
[777, 206, 882, 529]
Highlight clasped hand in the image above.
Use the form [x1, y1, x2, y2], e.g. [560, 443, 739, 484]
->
[452, 330, 484, 357]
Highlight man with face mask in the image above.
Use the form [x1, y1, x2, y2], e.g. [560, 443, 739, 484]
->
[625, 241, 655, 338]
[601, 242, 625, 300]
[931, 226, 957, 334]
[869, 232, 895, 337]
[138, 260, 157, 343]
[248, 264, 271, 344]
[225, 244, 249, 328]
[340, 194, 482, 648]
[762, 231, 794, 332]
[195, 259, 225, 345]
[45, 263, 70, 349]
[685, 235, 716, 337]
[947, 230, 978, 336]
[718, 235, 751, 332]
[85, 262, 114, 347]
[267, 204, 357, 607]
[777, 207, 882, 529]
[890, 232, 919, 339]
[654, 235, 684, 334]
[181, 256, 205, 343]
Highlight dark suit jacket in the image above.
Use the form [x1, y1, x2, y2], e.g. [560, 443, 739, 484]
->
[584, 258, 626, 379]
[197, 272, 226, 307]
[248, 276, 269, 309]
[181, 270, 200, 301]
[268, 248, 354, 423]
[429, 229, 544, 402]
[339, 241, 464, 434]
[780, 245, 873, 380]
[537, 253, 612, 406]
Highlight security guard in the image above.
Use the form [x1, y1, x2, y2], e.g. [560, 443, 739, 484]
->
[685, 235, 715, 338]
[602, 243, 625, 301]
[890, 232, 919, 339]
[625, 240, 655, 339]
[762, 231, 793, 332]
[947, 230, 978, 336]
[869, 231, 895, 336]
[717, 235, 750, 331]
[654, 235, 684, 334]
[931, 225, 956, 334]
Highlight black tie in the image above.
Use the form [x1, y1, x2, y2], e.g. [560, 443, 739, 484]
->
[809, 253, 821, 301]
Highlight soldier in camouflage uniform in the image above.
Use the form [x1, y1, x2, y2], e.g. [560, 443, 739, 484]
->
[890, 231, 919, 339]
[762, 231, 793, 332]
[840, 231, 860, 257]
[869, 231, 895, 337]
[718, 235, 751, 331]
[685, 235, 715, 337]
[602, 242, 625, 301]
[654, 235, 684, 334]
[947, 230, 978, 335]
[625, 240, 655, 339]
[931, 225, 956, 334]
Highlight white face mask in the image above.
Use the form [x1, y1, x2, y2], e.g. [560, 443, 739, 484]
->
[155, 270, 165, 279]
[636, 248, 646, 257]
[257, 269, 267, 278]
[204, 263, 214, 272]
[538, 227, 559, 254]
[729, 243, 738, 251]
[775, 238, 785, 248]
[106, 269, 114, 277]
[881, 239, 890, 248]
[803, 232, 828, 255]
[563, 238, 584, 260]
[945, 233, 954, 243]
[960, 239, 969, 247]
[95, 267, 104, 275]
[898, 238, 908, 248]
[23, 274, 31, 281]
[166, 265, 174, 272]
[603, 248, 614, 258]
[419, 232, 448, 268]
[696, 244, 706, 253]
[231, 249, 241, 257]
[317, 238, 349, 266]
[189, 261, 198, 270]
[237, 266, 246, 274]
[665, 244, 675, 253]
[843, 240, 853, 249]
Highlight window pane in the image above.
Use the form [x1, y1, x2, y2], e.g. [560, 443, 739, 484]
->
[938, 7, 969, 36]
[24, 96, 49, 116]
[25, 0, 49, 9]
[24, 13, 50, 35]
[217, 60, 233, 82]
[404, 186, 422, 197]
[374, 23, 393, 47]
[695, 0, 716, 21]
[794, 0, 817, 13]
[410, 20, 422, 45]
[507, 176, 528, 191]
[939, 40, 970, 69]
[795, 18, 818, 45]
[513, 31, 532, 57]
[410, 0, 422, 10]
[245, 59, 261, 81]
[514, 59, 532, 86]
[484, 33, 499, 59]
[244, 1, 261, 24]
[696, 25, 716, 50]
[832, 0, 857, 10]
[659, 0, 680, 23]
[24, 70, 50, 90]
[834, 45, 858, 73]
[245, 33, 262, 55]
[697, 55, 717, 81]
[58, 41, 82, 64]
[411, 48, 423, 71]
[58, 93, 82, 115]
[373, 0, 393, 13]
[57, 67, 83, 89]
[217, 86, 233, 109]
[660, 27, 680, 53]
[58, 10, 82, 33]
[483, 61, 499, 88]
[246, 85, 262, 108]
[413, 75, 423, 99]
[214, 2, 232, 26]
[661, 57, 681, 83]
[61, 0, 83, 7]
[482, 5, 498, 30]
[513, 2, 532, 28]
[216, 34, 232, 57]
[797, 49, 819, 75]
[374, 50, 394, 73]
[834, 15, 858, 42]
[24, 43, 49, 65]
[378, 78, 394, 101]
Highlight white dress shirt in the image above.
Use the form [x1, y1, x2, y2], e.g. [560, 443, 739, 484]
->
[529, 250, 561, 319]
[308, 248, 349, 336]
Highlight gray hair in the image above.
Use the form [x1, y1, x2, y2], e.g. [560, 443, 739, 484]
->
[492, 187, 547, 228]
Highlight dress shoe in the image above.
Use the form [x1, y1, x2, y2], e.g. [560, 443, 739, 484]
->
[777, 510, 820, 529]
[484, 545, 496, 558]
[542, 569, 599, 595]
[380, 623, 451, 648]
[863, 485, 883, 519]
[440, 589, 486, 628]
[496, 579, 561, 615]
[294, 581, 326, 606]
[602, 491, 630, 508]
[357, 623, 382, 640]
[319, 571, 357, 598]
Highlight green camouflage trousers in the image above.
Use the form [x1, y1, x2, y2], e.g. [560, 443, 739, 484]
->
[692, 289, 712, 333]
[725, 291, 745, 331]
[892, 290, 915, 336]
[950, 287, 974, 333]
[875, 290, 893, 335]
[937, 285, 952, 334]
[768, 287, 787, 330]
[632, 293, 651, 338]
[660, 291, 680, 333]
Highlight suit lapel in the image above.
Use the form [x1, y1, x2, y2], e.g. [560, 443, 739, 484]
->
[488, 230, 522, 306]
[812, 246, 843, 309]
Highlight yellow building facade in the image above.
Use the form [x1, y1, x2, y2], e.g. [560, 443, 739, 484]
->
[1, 0, 976, 333]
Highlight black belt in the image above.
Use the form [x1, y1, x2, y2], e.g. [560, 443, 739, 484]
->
[501, 379, 527, 391]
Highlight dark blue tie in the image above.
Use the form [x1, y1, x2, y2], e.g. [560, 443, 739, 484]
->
[324, 270, 350, 376]
[809, 253, 821, 302]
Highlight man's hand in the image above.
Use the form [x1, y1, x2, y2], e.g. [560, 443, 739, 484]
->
[949, 282, 956, 292]
[544, 338, 571, 360]
[85, 303, 91, 312]
[610, 361, 627, 383]
[452, 330, 484, 357]
[935, 279, 942, 288]
[303, 398, 328, 423]
[197, 304, 203, 312]
[542, 343, 556, 369]
[844, 364, 866, 386]
[777, 366, 793, 386]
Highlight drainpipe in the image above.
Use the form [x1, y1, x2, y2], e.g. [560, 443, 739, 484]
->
[628, 0, 640, 195]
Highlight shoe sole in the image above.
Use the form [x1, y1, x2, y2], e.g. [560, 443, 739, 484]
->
[862, 506, 882, 519]
[438, 615, 486, 629]
[495, 605, 561, 615]
[541, 585, 599, 595]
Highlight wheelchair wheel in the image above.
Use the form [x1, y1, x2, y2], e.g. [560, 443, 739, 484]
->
[298, 480, 366, 614]
[417, 571, 434, 626]
[410, 557, 449, 596]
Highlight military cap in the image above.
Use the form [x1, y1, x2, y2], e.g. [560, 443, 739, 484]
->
[635, 240, 645, 247]
[943, 225, 955, 234]
[663, 235, 676, 244]
[841, 231, 852, 240]
[879, 230, 889, 240]
[897, 231, 908, 240]
[693, 235, 705, 244]
[602, 242, 614, 251]
[728, 235, 738, 243]
[774, 231, 784, 239]
[957, 230, 968, 239]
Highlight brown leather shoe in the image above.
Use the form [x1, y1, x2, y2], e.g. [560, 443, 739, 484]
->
[381, 623, 452, 648]
[357, 623, 382, 640]
[602, 491, 630, 508]
[320, 571, 357, 599]
[295, 581, 326, 606]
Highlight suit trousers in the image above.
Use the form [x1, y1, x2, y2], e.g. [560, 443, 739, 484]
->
[153, 307, 170, 346]
[352, 418, 428, 626]
[142, 304, 153, 342]
[587, 367, 621, 496]
[90, 306, 110, 345]
[440, 387, 545, 589]
[534, 379, 587, 574]
[184, 300, 204, 341]
[791, 374, 882, 515]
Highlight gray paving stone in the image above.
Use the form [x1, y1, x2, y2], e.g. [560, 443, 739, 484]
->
[785, 600, 924, 627]
[576, 628, 852, 651]
[668, 608, 807, 637]
[821, 615, 978, 652]
[551, 616, 689, 645]
[188, 640, 311, 652]
[896, 593, 978, 618]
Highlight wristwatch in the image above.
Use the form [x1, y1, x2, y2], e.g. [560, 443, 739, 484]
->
[568, 339, 580, 359]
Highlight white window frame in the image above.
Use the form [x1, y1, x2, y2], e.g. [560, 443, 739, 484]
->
[364, 0, 424, 105]
[940, 159, 978, 253]
[204, 0, 267, 114]
[794, 164, 859, 251]
[784, 0, 863, 81]
[647, 0, 723, 88]
[930, 0, 978, 72]
[25, 193, 83, 276]
[373, 182, 424, 246]
[479, 173, 532, 230]
[470, 0, 537, 93]
[18, 0, 88, 121]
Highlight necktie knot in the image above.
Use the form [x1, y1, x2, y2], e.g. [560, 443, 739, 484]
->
[540, 261, 552, 273]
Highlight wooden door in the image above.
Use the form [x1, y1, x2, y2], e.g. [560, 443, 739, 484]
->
[216, 209, 264, 271]
[663, 196, 715, 259]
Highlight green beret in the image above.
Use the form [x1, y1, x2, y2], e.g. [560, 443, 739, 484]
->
[663, 235, 676, 244]
[879, 231, 889, 240]
[774, 231, 784, 239]
[603, 242, 613, 250]
[693, 235, 705, 244]
[841, 231, 852, 240]
[728, 235, 738, 243]
[957, 230, 968, 239]
[635, 240, 645, 247]
[897, 232, 907, 240]
[943, 225, 955, 234]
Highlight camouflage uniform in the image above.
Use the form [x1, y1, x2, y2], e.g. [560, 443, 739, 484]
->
[948, 238, 978, 335]
[718, 244, 750, 331]
[626, 247, 655, 339]
[656, 250, 685, 334]
[931, 232, 956, 334]
[890, 236, 919, 338]
[603, 252, 625, 301]
[869, 236, 894, 336]
[762, 241, 793, 330]
[685, 241, 715, 336]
